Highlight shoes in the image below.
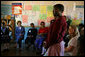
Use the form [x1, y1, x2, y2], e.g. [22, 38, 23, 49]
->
[41, 54, 44, 56]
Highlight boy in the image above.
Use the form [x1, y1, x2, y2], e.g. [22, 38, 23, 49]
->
[25, 23, 37, 49]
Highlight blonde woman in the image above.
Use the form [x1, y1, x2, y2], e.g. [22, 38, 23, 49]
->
[65, 25, 80, 56]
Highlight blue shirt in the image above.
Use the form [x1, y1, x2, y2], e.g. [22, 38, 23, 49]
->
[15, 26, 25, 39]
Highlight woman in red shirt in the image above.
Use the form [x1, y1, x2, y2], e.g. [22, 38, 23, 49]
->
[35, 22, 48, 52]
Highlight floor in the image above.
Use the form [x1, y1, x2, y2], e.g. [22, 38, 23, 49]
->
[1, 43, 71, 56]
[1, 43, 41, 56]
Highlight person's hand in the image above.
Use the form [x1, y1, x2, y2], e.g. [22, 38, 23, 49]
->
[44, 41, 46, 44]
[31, 35, 33, 37]
[38, 33, 42, 35]
[20, 34, 23, 36]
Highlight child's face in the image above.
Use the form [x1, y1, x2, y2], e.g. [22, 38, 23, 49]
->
[41, 23, 45, 27]
[31, 25, 34, 27]
[1, 23, 5, 27]
[68, 26, 74, 35]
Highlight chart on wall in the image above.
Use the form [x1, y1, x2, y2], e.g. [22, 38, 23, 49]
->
[21, 4, 54, 26]
[13, 2, 69, 26]
[66, 3, 84, 25]
[13, 2, 84, 26]
[12, 3, 22, 15]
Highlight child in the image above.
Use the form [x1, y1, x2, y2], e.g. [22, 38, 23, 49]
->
[35, 22, 48, 53]
[41, 42, 47, 55]
[25, 23, 37, 49]
[1, 22, 10, 52]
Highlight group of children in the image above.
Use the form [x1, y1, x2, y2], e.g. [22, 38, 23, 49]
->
[1, 22, 11, 52]
[1, 4, 84, 56]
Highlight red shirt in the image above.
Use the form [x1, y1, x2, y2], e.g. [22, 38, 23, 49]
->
[38, 27, 49, 34]
[45, 16, 67, 48]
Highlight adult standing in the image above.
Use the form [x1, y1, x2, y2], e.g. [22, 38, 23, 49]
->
[44, 4, 67, 56]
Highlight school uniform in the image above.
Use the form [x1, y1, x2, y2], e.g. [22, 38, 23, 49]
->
[1, 27, 10, 43]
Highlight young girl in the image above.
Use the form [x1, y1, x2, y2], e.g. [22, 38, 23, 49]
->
[35, 22, 48, 53]
[65, 25, 80, 56]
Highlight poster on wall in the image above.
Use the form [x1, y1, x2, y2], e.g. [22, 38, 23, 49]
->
[22, 15, 28, 24]
[12, 3, 22, 15]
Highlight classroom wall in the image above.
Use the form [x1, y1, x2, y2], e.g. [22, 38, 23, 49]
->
[1, 1, 84, 26]
[1, 1, 84, 43]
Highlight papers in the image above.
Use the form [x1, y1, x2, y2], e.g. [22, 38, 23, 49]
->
[40, 5, 46, 14]
[22, 15, 28, 23]
[14, 7, 20, 14]
[25, 5, 32, 10]
[39, 14, 47, 20]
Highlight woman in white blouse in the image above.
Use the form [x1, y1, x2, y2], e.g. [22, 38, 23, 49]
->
[65, 25, 80, 56]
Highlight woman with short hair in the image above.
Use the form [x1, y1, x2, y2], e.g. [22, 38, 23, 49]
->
[15, 21, 25, 50]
